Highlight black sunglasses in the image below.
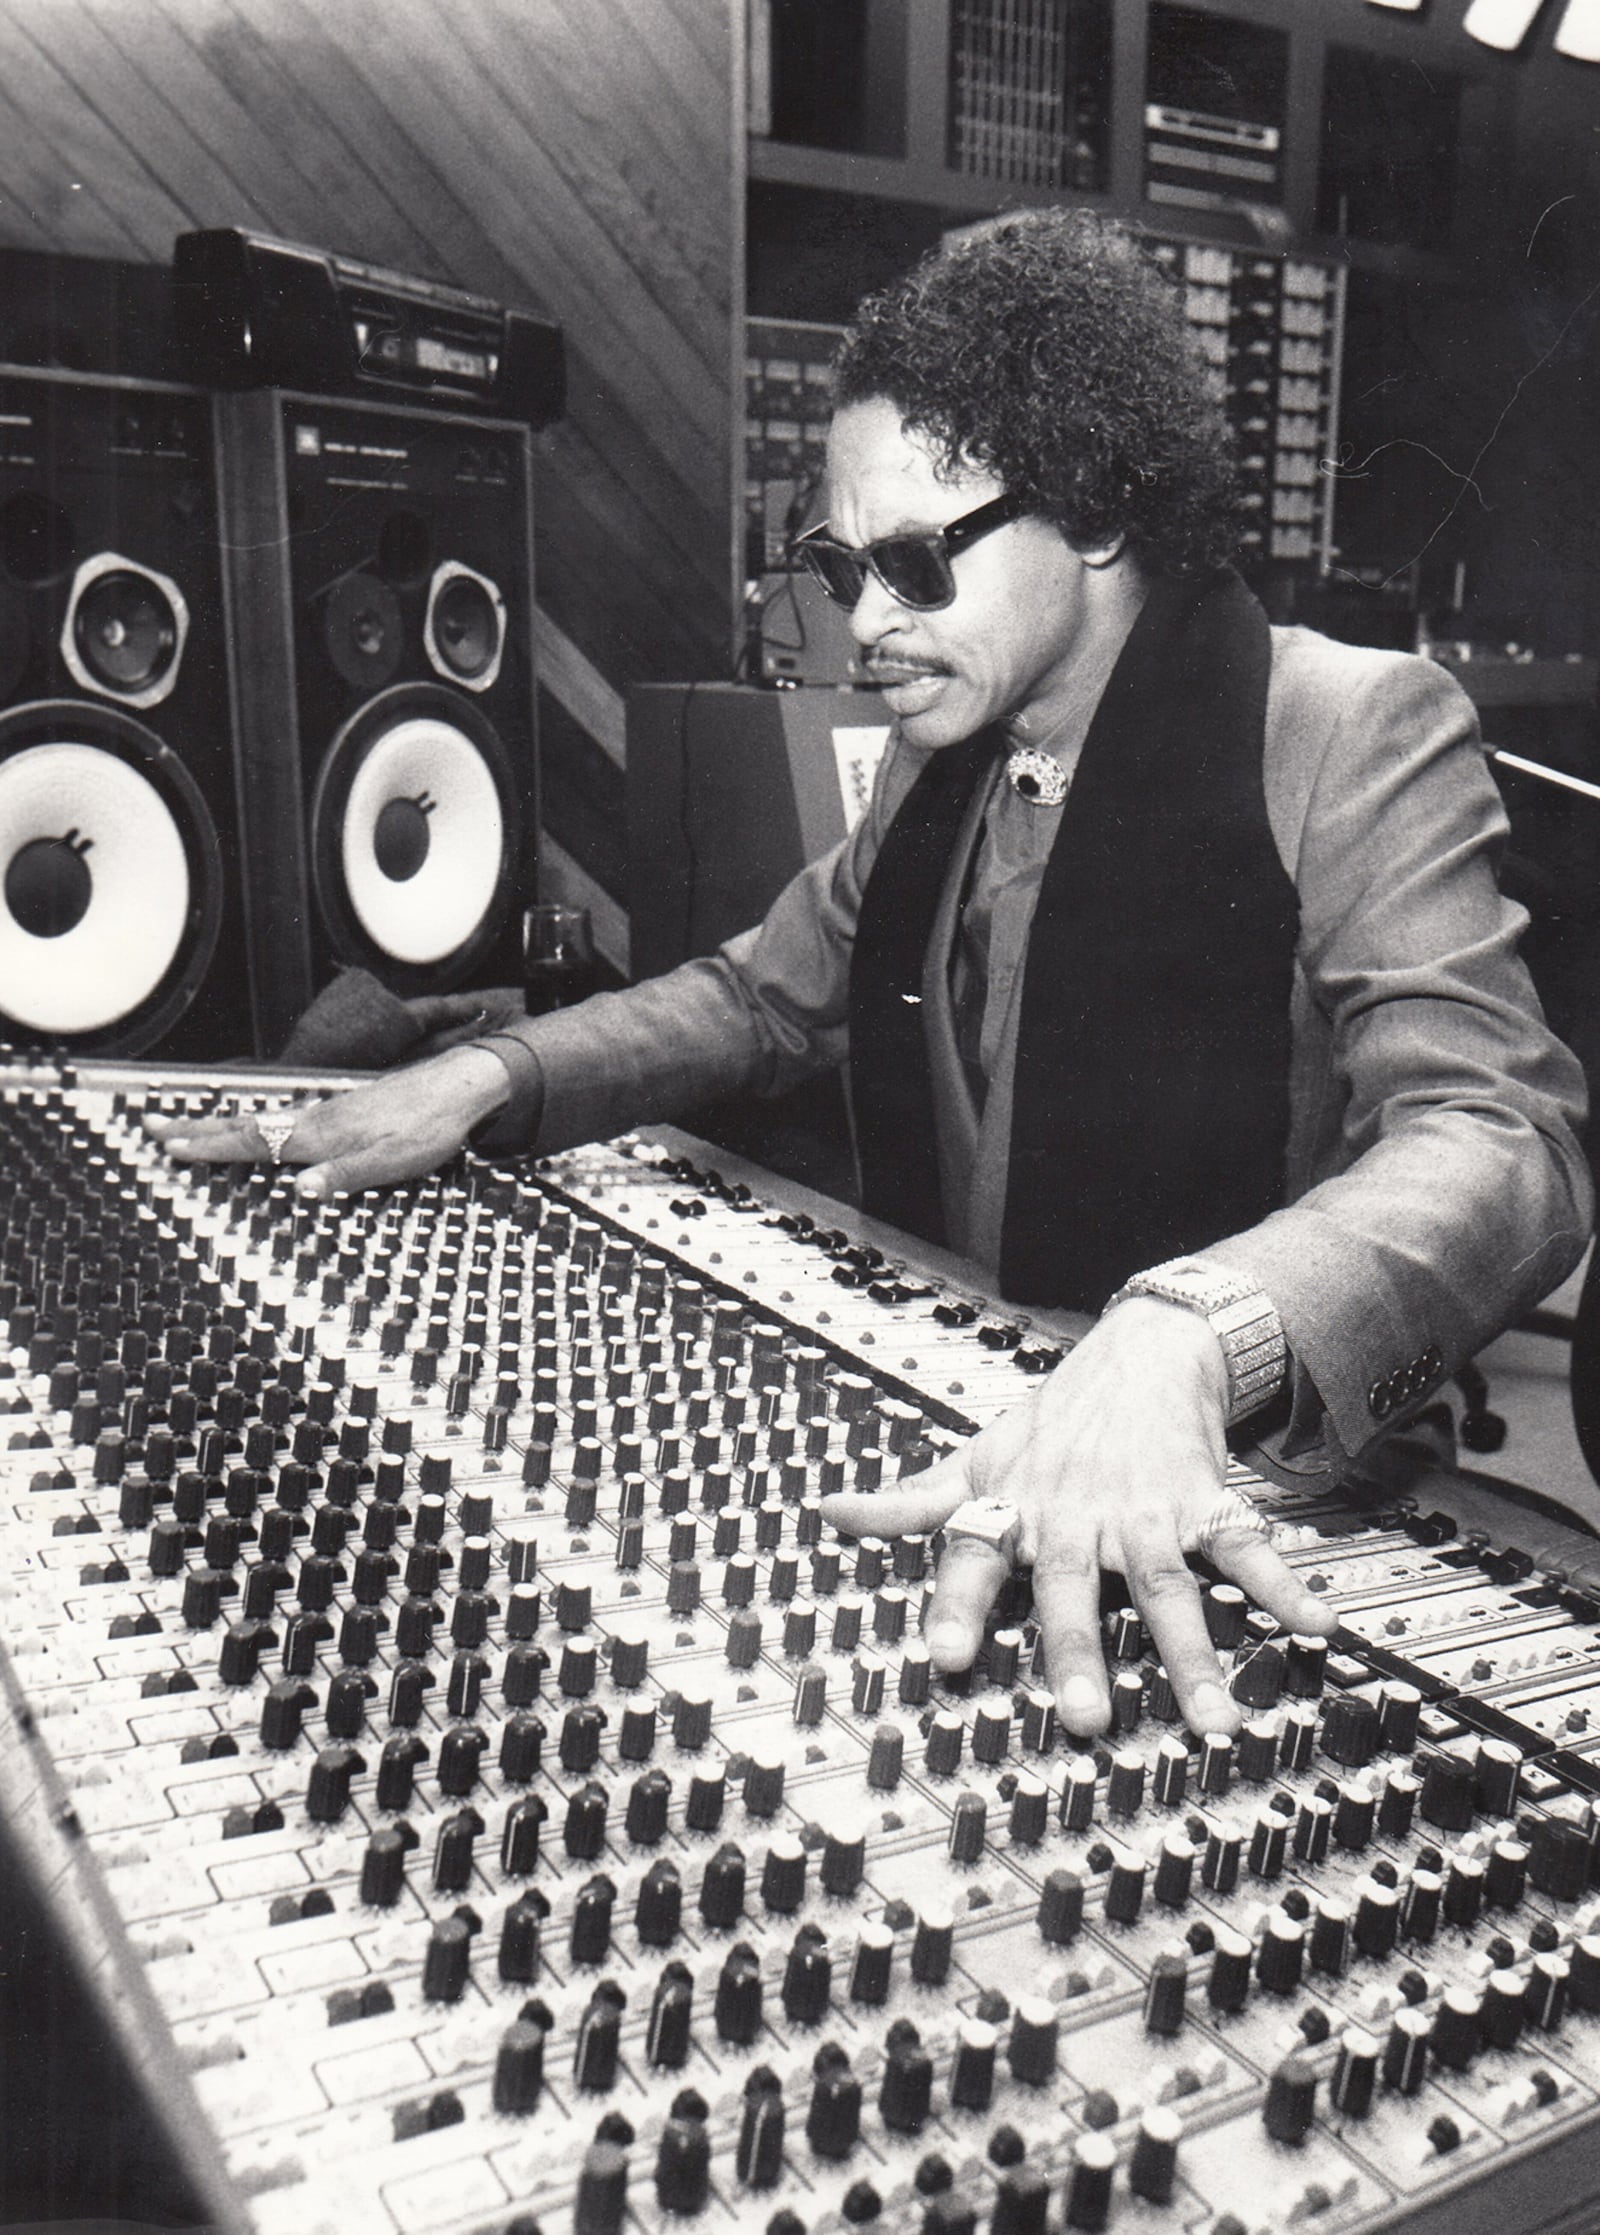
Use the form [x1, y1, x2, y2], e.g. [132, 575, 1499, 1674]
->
[793, 492, 1029, 612]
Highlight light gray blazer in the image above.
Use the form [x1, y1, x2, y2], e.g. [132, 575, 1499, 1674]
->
[481, 628, 1591, 1473]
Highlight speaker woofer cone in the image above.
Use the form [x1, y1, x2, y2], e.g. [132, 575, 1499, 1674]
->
[60, 552, 189, 709]
[423, 560, 506, 692]
[310, 682, 520, 993]
[0, 702, 222, 1050]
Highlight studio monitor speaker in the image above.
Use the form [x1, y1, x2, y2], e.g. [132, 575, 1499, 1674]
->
[214, 391, 538, 1052]
[0, 367, 254, 1059]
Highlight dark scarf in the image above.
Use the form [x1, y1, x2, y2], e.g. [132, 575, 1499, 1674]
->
[848, 566, 1298, 1311]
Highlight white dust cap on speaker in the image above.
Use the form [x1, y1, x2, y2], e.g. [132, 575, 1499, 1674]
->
[340, 714, 504, 965]
[0, 741, 189, 1032]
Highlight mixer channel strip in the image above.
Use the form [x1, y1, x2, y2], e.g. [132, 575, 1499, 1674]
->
[5, 1064, 1600, 2235]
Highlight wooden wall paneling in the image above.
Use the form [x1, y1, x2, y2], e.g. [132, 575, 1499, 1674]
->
[536, 688, 629, 904]
[0, 4, 194, 251]
[644, 0, 727, 88]
[5, 0, 274, 238]
[304, 0, 725, 483]
[136, 0, 448, 274]
[230, 0, 547, 301]
[444, 3, 729, 440]
[71, 0, 340, 242]
[0, 80, 120, 249]
[476, 0, 731, 263]
[533, 433, 729, 684]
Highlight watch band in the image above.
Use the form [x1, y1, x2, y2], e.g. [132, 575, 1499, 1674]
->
[1104, 1256, 1287, 1426]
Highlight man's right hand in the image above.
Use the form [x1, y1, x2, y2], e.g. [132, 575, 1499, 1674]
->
[143, 1043, 512, 1198]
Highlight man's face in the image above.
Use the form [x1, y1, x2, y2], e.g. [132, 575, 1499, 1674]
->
[825, 397, 1106, 752]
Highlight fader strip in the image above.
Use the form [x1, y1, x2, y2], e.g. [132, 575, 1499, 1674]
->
[6, 1061, 1600, 2235]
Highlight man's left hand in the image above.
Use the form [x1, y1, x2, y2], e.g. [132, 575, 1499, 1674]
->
[818, 1296, 1334, 1740]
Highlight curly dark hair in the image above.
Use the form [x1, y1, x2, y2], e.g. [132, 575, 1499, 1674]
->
[833, 208, 1241, 576]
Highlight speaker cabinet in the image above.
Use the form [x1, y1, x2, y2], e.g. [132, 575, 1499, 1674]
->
[626, 682, 892, 977]
[0, 367, 254, 1059]
[214, 391, 538, 1052]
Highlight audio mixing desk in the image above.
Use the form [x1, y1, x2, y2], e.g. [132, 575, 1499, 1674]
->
[5, 1059, 1600, 2235]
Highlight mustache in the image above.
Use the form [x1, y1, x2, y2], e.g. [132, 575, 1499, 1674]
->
[863, 656, 953, 681]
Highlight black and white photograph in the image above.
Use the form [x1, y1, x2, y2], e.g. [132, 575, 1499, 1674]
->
[0, 4, 1597, 2231]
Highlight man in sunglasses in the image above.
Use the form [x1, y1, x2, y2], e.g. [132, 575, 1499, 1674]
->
[154, 210, 1589, 1740]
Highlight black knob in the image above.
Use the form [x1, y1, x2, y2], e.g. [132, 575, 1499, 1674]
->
[715, 1943, 764, 2044]
[500, 1709, 544, 1783]
[635, 1858, 682, 1946]
[437, 1723, 487, 1796]
[1444, 1854, 1485, 1928]
[700, 1841, 746, 1928]
[1208, 1927, 1252, 2013]
[806, 2045, 862, 2159]
[431, 1796, 480, 1886]
[421, 1914, 474, 2003]
[1530, 1818, 1592, 1903]
[1330, 2026, 1378, 2118]
[654, 2102, 711, 2214]
[1143, 1946, 1188, 2036]
[783, 1923, 833, 2024]
[1383, 2007, 1430, 2095]
[573, 1983, 625, 2091]
[359, 1825, 411, 1907]
[1063, 2134, 1116, 2231]
[492, 2019, 545, 2114]
[565, 1781, 609, 1859]
[306, 1744, 363, 1822]
[1128, 2106, 1181, 2204]
[1263, 2049, 1318, 2144]
[993, 2162, 1050, 2235]
[500, 1794, 547, 1876]
[626, 1768, 672, 1846]
[1321, 1693, 1380, 1769]
[1481, 1968, 1525, 2051]
[1476, 1739, 1522, 1818]
[1354, 1881, 1400, 1961]
[1105, 1855, 1146, 1926]
[1256, 1912, 1305, 1996]
[879, 2025, 933, 2134]
[846, 1920, 892, 2006]
[646, 1962, 694, 2069]
[1420, 1753, 1477, 1833]
[1039, 1868, 1085, 1945]
[762, 1834, 808, 1913]
[498, 1890, 546, 1983]
[570, 1875, 616, 1966]
[1430, 1985, 1482, 2071]
[736, 2068, 785, 2188]
[949, 2017, 997, 2110]
[1485, 1836, 1528, 1910]
[1007, 1998, 1057, 2084]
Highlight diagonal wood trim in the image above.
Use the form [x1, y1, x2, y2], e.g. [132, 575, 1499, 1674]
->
[540, 830, 630, 979]
[534, 604, 627, 770]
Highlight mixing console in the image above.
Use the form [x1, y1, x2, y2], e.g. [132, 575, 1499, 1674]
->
[6, 1060, 1600, 2235]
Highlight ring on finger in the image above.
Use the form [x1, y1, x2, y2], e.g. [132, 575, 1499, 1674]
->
[1192, 1490, 1274, 1562]
[254, 1112, 298, 1166]
[942, 1496, 1024, 1566]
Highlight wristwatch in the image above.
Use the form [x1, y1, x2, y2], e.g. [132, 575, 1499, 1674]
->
[1104, 1256, 1287, 1426]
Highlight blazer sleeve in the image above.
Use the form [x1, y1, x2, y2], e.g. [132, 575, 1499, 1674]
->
[470, 733, 926, 1156]
[1207, 647, 1592, 1466]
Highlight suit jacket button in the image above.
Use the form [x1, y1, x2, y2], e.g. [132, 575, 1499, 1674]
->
[1369, 1381, 1391, 1419]
[1422, 1346, 1443, 1378]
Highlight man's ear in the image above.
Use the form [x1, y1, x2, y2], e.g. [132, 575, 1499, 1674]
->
[1076, 531, 1127, 570]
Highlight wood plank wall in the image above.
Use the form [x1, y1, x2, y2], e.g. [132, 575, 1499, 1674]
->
[0, 0, 742, 973]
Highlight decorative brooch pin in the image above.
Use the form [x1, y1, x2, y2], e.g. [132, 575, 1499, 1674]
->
[1004, 744, 1069, 805]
